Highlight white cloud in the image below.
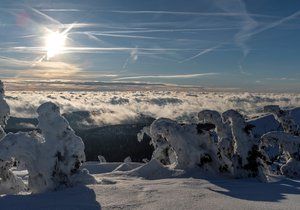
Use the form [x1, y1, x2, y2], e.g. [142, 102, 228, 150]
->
[5, 90, 300, 127]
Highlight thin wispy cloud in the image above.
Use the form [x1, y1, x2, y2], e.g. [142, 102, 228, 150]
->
[87, 28, 240, 34]
[109, 10, 277, 18]
[122, 47, 138, 69]
[30, 7, 63, 27]
[215, 0, 300, 74]
[241, 9, 300, 39]
[87, 33, 170, 40]
[215, 0, 258, 73]
[115, 73, 219, 80]
[4, 46, 224, 54]
[179, 44, 223, 63]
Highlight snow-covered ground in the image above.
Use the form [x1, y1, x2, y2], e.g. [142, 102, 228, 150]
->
[1, 161, 299, 210]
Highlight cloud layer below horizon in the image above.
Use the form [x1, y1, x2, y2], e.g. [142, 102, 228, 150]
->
[5, 90, 300, 127]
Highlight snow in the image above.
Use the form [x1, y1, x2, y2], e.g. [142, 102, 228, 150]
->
[125, 159, 183, 180]
[113, 162, 142, 172]
[0, 161, 299, 210]
[91, 165, 300, 210]
[248, 114, 282, 138]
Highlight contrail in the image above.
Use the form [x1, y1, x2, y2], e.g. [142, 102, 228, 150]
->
[179, 44, 223, 63]
[115, 73, 219, 80]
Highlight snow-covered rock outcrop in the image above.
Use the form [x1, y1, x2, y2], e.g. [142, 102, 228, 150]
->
[0, 101, 95, 194]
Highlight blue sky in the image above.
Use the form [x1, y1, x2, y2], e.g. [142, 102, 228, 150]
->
[0, 0, 300, 91]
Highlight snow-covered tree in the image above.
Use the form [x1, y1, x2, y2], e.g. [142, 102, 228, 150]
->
[198, 110, 233, 167]
[149, 118, 229, 172]
[264, 105, 299, 136]
[37, 102, 86, 190]
[222, 109, 262, 178]
[0, 80, 24, 194]
[0, 160, 26, 194]
[261, 105, 300, 178]
[146, 109, 270, 178]
[0, 80, 10, 139]
[0, 101, 95, 194]
[261, 132, 300, 178]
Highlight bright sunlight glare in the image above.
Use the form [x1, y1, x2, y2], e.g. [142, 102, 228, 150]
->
[45, 31, 66, 60]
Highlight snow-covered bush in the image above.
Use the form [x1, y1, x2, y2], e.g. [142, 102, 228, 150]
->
[0, 101, 95, 194]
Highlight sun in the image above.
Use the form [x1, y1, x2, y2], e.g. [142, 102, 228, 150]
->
[45, 31, 66, 60]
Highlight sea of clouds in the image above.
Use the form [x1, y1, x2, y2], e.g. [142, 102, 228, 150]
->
[5, 90, 300, 127]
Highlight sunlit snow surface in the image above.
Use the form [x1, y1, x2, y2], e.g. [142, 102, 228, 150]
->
[1, 162, 299, 210]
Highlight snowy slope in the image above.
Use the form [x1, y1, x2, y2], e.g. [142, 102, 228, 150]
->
[93, 172, 300, 210]
[2, 162, 299, 210]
